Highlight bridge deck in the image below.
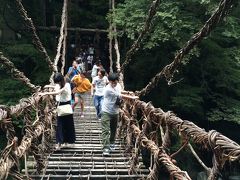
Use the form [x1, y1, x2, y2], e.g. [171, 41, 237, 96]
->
[24, 95, 149, 179]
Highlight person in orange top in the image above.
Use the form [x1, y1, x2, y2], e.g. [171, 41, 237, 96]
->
[72, 72, 92, 117]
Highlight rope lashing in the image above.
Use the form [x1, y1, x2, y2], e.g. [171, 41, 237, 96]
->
[119, 98, 240, 180]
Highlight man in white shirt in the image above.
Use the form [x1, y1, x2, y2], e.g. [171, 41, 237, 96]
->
[101, 73, 139, 156]
[91, 69, 108, 120]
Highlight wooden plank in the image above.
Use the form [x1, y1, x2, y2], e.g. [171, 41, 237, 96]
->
[23, 94, 149, 179]
[29, 174, 148, 179]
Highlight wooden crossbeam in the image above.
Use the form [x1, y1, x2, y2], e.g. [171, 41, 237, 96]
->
[36, 26, 109, 33]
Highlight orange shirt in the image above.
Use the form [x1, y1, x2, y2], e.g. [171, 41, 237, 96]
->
[72, 75, 92, 93]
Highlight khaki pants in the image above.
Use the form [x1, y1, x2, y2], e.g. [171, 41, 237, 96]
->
[101, 112, 118, 149]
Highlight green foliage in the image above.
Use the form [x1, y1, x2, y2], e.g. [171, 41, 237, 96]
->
[0, 0, 239, 130]
[207, 97, 240, 123]
[116, 0, 240, 125]
[69, 0, 109, 28]
[2, 43, 51, 84]
[0, 77, 30, 105]
[222, 16, 240, 39]
[171, 86, 204, 117]
[0, 43, 51, 104]
[113, 0, 204, 49]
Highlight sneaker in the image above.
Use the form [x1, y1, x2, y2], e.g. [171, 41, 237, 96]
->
[103, 148, 110, 156]
[80, 114, 84, 118]
[55, 144, 61, 150]
[67, 143, 75, 147]
[110, 144, 115, 150]
[98, 118, 101, 121]
[62, 143, 68, 147]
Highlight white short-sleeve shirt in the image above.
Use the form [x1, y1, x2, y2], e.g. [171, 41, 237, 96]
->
[102, 83, 122, 114]
[92, 76, 108, 96]
[59, 83, 71, 102]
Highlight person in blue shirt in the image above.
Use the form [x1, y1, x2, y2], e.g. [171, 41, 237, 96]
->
[67, 60, 81, 104]
[67, 60, 79, 80]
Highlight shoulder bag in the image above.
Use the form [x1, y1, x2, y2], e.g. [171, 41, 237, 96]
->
[57, 103, 73, 116]
[56, 89, 73, 116]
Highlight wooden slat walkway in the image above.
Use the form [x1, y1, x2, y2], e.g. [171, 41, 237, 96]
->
[24, 95, 149, 179]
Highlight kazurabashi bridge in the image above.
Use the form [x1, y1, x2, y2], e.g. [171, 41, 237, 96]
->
[0, 0, 240, 179]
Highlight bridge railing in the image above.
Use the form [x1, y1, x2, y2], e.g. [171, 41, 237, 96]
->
[119, 99, 240, 180]
[0, 94, 55, 179]
[0, 0, 67, 178]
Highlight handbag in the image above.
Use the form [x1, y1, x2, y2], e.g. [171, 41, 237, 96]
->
[56, 104, 73, 116]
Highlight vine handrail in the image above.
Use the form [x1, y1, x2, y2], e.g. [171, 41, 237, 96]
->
[118, 98, 240, 179]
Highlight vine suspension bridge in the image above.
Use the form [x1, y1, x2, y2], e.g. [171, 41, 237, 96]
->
[0, 0, 240, 179]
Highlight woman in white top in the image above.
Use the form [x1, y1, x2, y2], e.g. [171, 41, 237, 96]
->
[41, 73, 76, 150]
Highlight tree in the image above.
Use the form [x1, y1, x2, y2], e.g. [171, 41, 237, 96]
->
[113, 0, 240, 125]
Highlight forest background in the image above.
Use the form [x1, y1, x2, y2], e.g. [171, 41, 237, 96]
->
[0, 0, 240, 177]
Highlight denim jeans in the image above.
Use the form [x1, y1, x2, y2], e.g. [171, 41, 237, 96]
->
[93, 95, 103, 118]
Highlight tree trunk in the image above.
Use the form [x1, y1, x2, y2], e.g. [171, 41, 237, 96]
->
[36, 26, 108, 33]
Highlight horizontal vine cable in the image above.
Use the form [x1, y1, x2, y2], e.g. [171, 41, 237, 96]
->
[0, 52, 39, 92]
[138, 0, 236, 96]
[120, 109, 191, 179]
[15, 0, 55, 72]
[0, 96, 55, 179]
[0, 0, 239, 179]
[120, 98, 240, 179]
[0, 1, 68, 178]
[120, 0, 161, 73]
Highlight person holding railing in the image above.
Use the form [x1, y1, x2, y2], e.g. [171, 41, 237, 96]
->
[40, 73, 76, 150]
[101, 73, 139, 156]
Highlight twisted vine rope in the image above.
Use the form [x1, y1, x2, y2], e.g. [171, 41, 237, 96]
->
[61, 0, 68, 74]
[0, 52, 39, 92]
[0, 1, 69, 178]
[15, 0, 55, 72]
[119, 98, 240, 179]
[0, 94, 55, 179]
[54, 0, 68, 74]
[0, 0, 239, 179]
[138, 0, 236, 96]
[120, 0, 161, 73]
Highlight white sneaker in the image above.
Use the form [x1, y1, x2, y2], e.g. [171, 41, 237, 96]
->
[110, 144, 115, 150]
[62, 143, 68, 147]
[68, 143, 75, 147]
[55, 144, 61, 150]
[103, 148, 110, 156]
